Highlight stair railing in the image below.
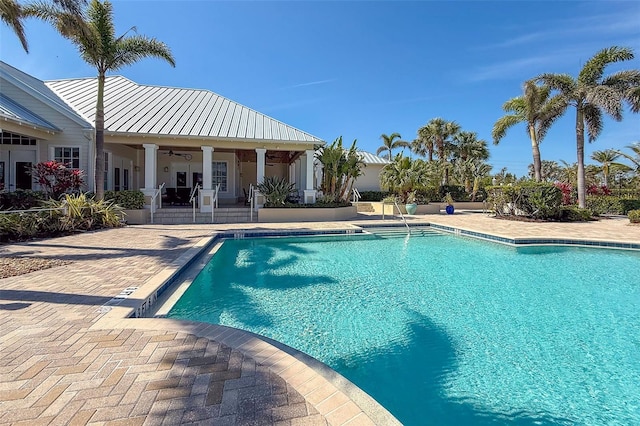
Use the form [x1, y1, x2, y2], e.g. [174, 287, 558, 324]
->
[211, 183, 220, 223]
[150, 182, 165, 224]
[351, 188, 361, 203]
[248, 183, 255, 222]
[190, 183, 201, 223]
[393, 199, 411, 235]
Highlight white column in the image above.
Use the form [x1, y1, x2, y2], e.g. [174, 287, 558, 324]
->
[255, 148, 266, 184]
[303, 149, 317, 203]
[200, 146, 214, 213]
[201, 146, 213, 190]
[142, 144, 158, 208]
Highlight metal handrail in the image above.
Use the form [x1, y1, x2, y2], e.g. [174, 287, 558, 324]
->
[211, 183, 220, 223]
[352, 188, 361, 203]
[249, 183, 255, 222]
[190, 183, 201, 223]
[150, 182, 165, 224]
[393, 200, 411, 235]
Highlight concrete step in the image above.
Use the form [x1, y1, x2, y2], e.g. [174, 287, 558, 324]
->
[151, 208, 254, 224]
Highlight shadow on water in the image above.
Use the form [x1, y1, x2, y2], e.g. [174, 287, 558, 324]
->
[170, 240, 337, 329]
[332, 310, 573, 426]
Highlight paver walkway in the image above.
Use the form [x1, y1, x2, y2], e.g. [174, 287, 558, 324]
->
[1, 214, 638, 425]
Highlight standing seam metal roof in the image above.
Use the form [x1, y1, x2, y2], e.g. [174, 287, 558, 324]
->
[0, 93, 60, 131]
[45, 76, 324, 144]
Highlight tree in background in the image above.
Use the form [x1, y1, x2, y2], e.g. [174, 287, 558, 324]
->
[316, 136, 364, 202]
[492, 80, 565, 182]
[590, 149, 624, 187]
[376, 133, 410, 161]
[527, 160, 563, 182]
[28, 0, 175, 200]
[537, 46, 640, 207]
[416, 118, 460, 185]
[451, 131, 489, 193]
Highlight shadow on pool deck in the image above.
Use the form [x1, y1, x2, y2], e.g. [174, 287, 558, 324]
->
[332, 311, 573, 425]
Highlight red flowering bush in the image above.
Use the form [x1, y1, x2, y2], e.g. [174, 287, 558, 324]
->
[554, 182, 574, 205]
[587, 184, 611, 196]
[30, 161, 84, 200]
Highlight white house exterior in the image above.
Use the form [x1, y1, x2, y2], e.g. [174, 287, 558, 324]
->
[353, 151, 391, 192]
[0, 61, 323, 210]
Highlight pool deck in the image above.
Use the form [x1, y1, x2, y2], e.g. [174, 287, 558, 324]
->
[1, 212, 638, 425]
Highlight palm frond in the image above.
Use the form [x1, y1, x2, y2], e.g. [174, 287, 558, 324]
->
[1, 0, 29, 52]
[111, 35, 175, 70]
[583, 104, 603, 142]
[578, 46, 634, 86]
[491, 115, 521, 144]
[586, 85, 624, 121]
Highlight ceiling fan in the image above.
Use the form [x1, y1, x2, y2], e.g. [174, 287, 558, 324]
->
[163, 150, 192, 161]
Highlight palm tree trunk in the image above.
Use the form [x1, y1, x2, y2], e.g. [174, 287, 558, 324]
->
[576, 107, 586, 208]
[94, 72, 106, 200]
[603, 166, 609, 187]
[529, 124, 541, 182]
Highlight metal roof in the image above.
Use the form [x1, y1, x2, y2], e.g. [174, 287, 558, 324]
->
[0, 93, 60, 131]
[45, 76, 324, 144]
[0, 61, 91, 129]
[358, 151, 391, 165]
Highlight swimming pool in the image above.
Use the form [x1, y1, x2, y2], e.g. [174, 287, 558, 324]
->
[167, 232, 640, 425]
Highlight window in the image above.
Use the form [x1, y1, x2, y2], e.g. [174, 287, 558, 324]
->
[0, 161, 4, 190]
[123, 169, 129, 190]
[104, 153, 109, 191]
[54, 147, 80, 169]
[212, 161, 227, 191]
[1, 131, 36, 146]
[114, 167, 121, 191]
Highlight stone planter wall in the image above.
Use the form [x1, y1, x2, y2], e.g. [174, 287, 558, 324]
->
[121, 209, 150, 225]
[258, 206, 358, 222]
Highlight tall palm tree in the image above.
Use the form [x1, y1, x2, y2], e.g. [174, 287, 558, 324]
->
[590, 149, 623, 186]
[418, 118, 460, 185]
[537, 46, 640, 207]
[492, 80, 566, 182]
[451, 131, 489, 192]
[376, 133, 409, 161]
[412, 126, 435, 161]
[28, 0, 175, 200]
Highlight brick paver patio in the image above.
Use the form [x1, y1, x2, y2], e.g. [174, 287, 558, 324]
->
[1, 214, 638, 425]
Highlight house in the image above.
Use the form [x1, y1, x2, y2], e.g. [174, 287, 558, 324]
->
[0, 61, 323, 211]
[353, 151, 390, 192]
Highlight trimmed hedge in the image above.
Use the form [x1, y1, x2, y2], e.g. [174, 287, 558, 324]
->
[357, 191, 390, 202]
[559, 206, 593, 222]
[629, 210, 640, 223]
[104, 190, 145, 209]
[586, 196, 640, 215]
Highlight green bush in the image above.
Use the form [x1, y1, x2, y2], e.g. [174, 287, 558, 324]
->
[104, 190, 145, 209]
[357, 191, 390, 202]
[437, 185, 469, 202]
[586, 196, 624, 215]
[0, 190, 47, 210]
[620, 199, 640, 214]
[559, 206, 593, 222]
[257, 176, 295, 207]
[0, 193, 122, 242]
[487, 183, 562, 219]
[629, 209, 640, 223]
[610, 189, 640, 198]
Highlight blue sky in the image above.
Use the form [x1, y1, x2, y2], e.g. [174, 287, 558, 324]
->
[2, 0, 639, 177]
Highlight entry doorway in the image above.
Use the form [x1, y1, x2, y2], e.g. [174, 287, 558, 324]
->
[171, 162, 202, 188]
[0, 149, 36, 191]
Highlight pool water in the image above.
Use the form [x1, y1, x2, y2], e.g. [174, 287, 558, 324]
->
[167, 233, 640, 425]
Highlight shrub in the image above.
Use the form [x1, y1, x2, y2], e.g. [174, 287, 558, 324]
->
[104, 190, 145, 209]
[620, 199, 640, 214]
[629, 209, 640, 223]
[611, 189, 640, 198]
[0, 190, 47, 210]
[257, 176, 295, 207]
[437, 185, 469, 202]
[559, 206, 593, 222]
[586, 196, 623, 215]
[487, 183, 562, 219]
[30, 160, 84, 199]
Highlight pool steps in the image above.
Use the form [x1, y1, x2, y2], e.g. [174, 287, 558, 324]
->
[364, 226, 443, 238]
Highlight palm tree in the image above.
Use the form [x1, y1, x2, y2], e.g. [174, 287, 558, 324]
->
[1, 0, 86, 53]
[412, 126, 435, 161]
[492, 80, 566, 182]
[528, 160, 562, 182]
[28, 0, 175, 200]
[537, 46, 640, 207]
[376, 133, 409, 161]
[451, 131, 489, 192]
[590, 149, 623, 186]
[616, 142, 640, 171]
[418, 118, 460, 184]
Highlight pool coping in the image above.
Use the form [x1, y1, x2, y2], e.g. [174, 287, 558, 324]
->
[89, 222, 639, 425]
